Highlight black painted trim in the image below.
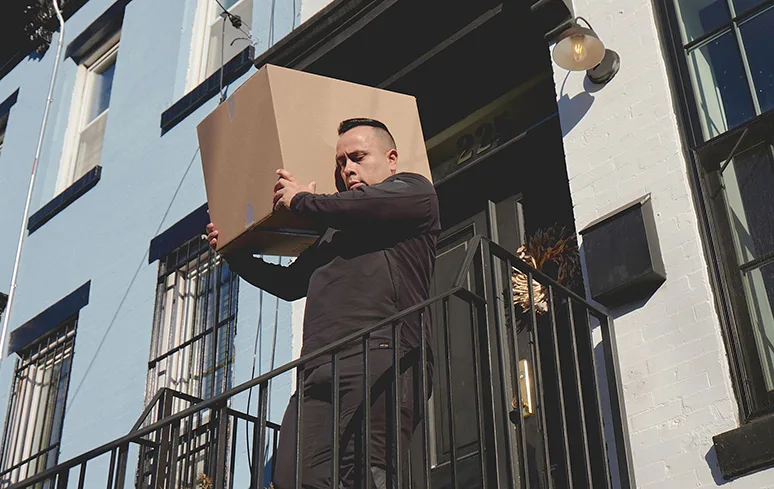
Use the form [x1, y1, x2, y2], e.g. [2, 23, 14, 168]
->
[7, 281, 90, 355]
[0, 89, 19, 116]
[0, 292, 8, 316]
[714, 414, 774, 480]
[65, 0, 131, 63]
[159, 46, 255, 135]
[27, 165, 102, 234]
[651, 0, 759, 421]
[149, 203, 209, 264]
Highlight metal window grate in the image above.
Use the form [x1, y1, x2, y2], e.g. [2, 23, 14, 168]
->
[146, 234, 239, 407]
[0, 318, 77, 486]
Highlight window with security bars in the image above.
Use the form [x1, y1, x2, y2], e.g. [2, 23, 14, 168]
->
[146, 234, 239, 407]
[0, 318, 76, 486]
[673, 0, 774, 140]
[138, 235, 238, 489]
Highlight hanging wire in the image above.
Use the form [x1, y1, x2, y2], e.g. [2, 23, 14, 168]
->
[269, 0, 277, 45]
[214, 0, 256, 40]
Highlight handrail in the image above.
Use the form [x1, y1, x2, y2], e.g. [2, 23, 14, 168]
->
[8, 283, 479, 489]
[7, 234, 626, 489]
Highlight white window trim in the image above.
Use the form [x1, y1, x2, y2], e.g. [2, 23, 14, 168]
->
[56, 33, 120, 194]
[185, 0, 251, 92]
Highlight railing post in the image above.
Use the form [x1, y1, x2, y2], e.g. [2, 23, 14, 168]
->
[214, 404, 229, 489]
[153, 391, 174, 489]
[479, 237, 510, 489]
[599, 314, 636, 489]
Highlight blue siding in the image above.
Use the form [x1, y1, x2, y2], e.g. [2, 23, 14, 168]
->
[0, 0, 305, 469]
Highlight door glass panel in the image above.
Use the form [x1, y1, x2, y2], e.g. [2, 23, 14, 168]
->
[674, 0, 730, 42]
[740, 6, 774, 113]
[721, 143, 774, 264]
[743, 262, 774, 390]
[687, 31, 756, 139]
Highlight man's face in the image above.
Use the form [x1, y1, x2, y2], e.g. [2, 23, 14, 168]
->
[335, 126, 398, 190]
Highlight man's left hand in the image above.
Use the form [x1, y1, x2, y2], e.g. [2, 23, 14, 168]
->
[273, 169, 316, 211]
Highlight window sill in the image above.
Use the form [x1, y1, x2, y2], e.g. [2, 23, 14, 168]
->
[27, 165, 102, 234]
[714, 413, 774, 480]
[160, 46, 255, 136]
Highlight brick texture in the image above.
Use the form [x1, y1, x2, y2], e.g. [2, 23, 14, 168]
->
[554, 0, 774, 486]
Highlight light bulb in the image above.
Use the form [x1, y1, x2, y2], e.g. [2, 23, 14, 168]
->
[571, 35, 586, 63]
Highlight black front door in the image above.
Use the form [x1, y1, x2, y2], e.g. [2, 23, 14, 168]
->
[411, 195, 546, 488]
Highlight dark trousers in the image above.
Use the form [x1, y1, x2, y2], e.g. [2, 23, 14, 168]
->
[272, 348, 431, 489]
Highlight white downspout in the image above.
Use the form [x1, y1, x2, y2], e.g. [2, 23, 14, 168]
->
[0, 0, 66, 363]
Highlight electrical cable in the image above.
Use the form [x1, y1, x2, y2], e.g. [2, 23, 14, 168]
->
[213, 0, 256, 41]
[269, 0, 277, 45]
[0, 0, 66, 366]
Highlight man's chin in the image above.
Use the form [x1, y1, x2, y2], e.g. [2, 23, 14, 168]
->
[349, 182, 365, 189]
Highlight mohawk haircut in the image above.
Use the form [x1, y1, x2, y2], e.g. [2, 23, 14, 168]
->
[337, 118, 397, 150]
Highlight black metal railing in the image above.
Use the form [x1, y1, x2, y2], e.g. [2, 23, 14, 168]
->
[3, 235, 634, 489]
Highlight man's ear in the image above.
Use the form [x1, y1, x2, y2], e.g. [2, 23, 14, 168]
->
[388, 148, 398, 173]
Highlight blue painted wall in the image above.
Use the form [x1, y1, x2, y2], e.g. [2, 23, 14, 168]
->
[0, 0, 315, 479]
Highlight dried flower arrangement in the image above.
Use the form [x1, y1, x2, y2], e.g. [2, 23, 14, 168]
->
[511, 225, 580, 315]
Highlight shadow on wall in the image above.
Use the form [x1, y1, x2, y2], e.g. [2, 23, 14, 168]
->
[556, 72, 613, 137]
[705, 446, 728, 486]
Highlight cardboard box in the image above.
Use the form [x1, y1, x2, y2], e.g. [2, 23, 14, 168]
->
[197, 64, 432, 257]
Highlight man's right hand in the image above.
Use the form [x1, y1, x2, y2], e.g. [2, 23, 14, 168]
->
[206, 221, 218, 250]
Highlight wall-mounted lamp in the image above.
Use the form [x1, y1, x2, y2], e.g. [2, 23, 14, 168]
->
[551, 17, 620, 84]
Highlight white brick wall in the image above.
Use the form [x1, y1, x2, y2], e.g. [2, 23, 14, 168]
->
[555, 0, 774, 487]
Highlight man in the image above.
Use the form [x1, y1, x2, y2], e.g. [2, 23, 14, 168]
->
[206, 118, 440, 488]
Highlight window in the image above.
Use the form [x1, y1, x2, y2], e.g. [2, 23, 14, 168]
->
[138, 235, 238, 488]
[146, 234, 239, 406]
[187, 0, 253, 90]
[57, 33, 119, 193]
[692, 110, 774, 418]
[0, 318, 76, 485]
[673, 0, 774, 139]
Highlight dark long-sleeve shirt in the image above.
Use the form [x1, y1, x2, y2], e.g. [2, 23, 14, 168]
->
[224, 172, 441, 367]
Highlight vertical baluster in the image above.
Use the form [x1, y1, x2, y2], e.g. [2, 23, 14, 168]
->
[55, 468, 68, 489]
[392, 323, 403, 489]
[418, 311, 432, 489]
[105, 448, 117, 489]
[228, 415, 238, 489]
[168, 420, 181, 489]
[468, 302, 489, 489]
[114, 444, 129, 489]
[362, 336, 371, 489]
[505, 261, 530, 489]
[442, 298, 459, 489]
[598, 312, 634, 489]
[546, 286, 573, 489]
[214, 405, 229, 489]
[77, 461, 87, 489]
[331, 353, 340, 489]
[527, 272, 553, 489]
[253, 382, 268, 489]
[294, 366, 304, 489]
[565, 300, 594, 488]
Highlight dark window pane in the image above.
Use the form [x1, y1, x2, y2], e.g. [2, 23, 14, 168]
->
[674, 0, 731, 42]
[743, 262, 774, 391]
[687, 31, 756, 139]
[722, 143, 774, 263]
[734, 0, 770, 16]
[740, 6, 774, 113]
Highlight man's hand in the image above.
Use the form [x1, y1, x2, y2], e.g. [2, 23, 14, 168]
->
[273, 169, 316, 211]
[206, 210, 219, 250]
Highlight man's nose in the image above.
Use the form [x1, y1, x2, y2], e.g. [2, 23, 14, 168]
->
[343, 160, 357, 176]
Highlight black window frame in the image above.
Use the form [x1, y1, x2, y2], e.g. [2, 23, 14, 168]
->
[654, 0, 774, 423]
